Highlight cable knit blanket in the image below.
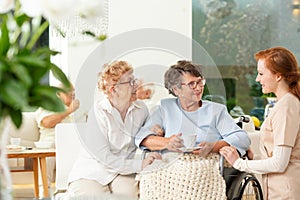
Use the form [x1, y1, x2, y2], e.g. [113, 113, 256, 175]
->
[139, 153, 226, 200]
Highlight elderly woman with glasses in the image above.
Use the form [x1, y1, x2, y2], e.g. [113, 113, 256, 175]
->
[66, 61, 161, 199]
[135, 60, 250, 157]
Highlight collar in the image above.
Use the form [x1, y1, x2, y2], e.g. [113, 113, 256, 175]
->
[96, 98, 142, 114]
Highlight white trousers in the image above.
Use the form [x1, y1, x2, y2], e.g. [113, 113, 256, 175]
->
[67, 174, 139, 199]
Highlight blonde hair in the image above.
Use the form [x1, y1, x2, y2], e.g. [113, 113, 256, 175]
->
[98, 61, 133, 95]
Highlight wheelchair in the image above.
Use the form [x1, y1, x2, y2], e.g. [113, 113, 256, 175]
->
[222, 116, 264, 200]
[141, 116, 264, 200]
[220, 156, 264, 200]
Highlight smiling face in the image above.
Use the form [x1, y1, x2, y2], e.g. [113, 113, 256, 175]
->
[173, 72, 205, 106]
[255, 59, 278, 94]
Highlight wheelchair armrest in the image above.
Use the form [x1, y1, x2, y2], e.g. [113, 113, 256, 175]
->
[141, 148, 152, 160]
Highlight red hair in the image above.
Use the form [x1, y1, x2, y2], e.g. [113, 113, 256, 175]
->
[255, 47, 300, 100]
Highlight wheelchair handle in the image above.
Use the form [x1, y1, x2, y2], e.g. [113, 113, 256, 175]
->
[239, 116, 250, 123]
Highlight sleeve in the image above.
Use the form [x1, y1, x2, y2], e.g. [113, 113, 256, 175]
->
[272, 100, 299, 147]
[233, 145, 292, 174]
[79, 107, 143, 174]
[135, 104, 164, 148]
[35, 107, 55, 128]
[216, 105, 251, 156]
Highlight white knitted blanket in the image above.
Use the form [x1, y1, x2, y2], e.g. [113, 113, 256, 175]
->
[139, 153, 226, 200]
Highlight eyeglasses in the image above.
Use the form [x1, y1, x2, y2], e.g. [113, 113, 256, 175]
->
[181, 78, 206, 89]
[116, 78, 137, 87]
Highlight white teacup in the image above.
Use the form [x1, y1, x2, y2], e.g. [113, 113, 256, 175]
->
[181, 134, 197, 148]
[10, 137, 21, 146]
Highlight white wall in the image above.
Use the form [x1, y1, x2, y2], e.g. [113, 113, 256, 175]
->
[50, 0, 192, 110]
[50, 0, 191, 83]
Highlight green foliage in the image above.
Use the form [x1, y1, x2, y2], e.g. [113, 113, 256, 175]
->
[261, 92, 276, 98]
[249, 82, 263, 97]
[0, 9, 70, 128]
[226, 98, 236, 112]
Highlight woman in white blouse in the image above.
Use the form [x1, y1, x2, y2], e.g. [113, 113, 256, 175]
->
[220, 47, 300, 200]
[66, 61, 161, 199]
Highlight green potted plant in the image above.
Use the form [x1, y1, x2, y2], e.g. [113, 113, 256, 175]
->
[0, 0, 106, 198]
[0, 3, 71, 199]
[0, 0, 107, 200]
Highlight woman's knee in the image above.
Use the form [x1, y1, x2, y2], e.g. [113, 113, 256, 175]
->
[110, 174, 139, 199]
[68, 179, 109, 196]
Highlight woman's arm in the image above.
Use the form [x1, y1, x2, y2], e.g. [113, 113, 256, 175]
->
[221, 145, 292, 174]
[216, 106, 251, 156]
[141, 133, 183, 151]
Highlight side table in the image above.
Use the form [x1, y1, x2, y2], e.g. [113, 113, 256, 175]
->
[7, 148, 56, 199]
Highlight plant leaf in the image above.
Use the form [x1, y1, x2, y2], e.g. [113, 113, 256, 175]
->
[17, 55, 48, 68]
[0, 60, 9, 82]
[50, 63, 71, 89]
[31, 86, 65, 112]
[11, 63, 32, 87]
[0, 79, 28, 109]
[34, 97, 65, 113]
[0, 17, 10, 56]
[15, 13, 30, 27]
[8, 108, 22, 128]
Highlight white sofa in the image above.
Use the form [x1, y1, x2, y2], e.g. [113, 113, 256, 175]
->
[8, 112, 40, 147]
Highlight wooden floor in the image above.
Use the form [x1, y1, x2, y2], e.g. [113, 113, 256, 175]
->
[13, 182, 55, 200]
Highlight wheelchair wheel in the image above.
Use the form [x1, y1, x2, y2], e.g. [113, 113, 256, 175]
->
[226, 171, 264, 200]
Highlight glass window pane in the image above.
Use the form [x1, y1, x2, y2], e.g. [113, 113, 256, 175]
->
[192, 0, 300, 123]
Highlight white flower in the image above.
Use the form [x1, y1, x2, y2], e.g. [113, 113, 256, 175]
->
[20, 0, 77, 24]
[39, 0, 77, 24]
[19, 0, 43, 17]
[0, 0, 14, 13]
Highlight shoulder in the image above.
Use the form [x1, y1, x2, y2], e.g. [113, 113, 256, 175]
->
[202, 100, 227, 110]
[133, 100, 148, 110]
[282, 93, 299, 105]
[35, 107, 55, 120]
[275, 93, 299, 109]
[160, 98, 177, 106]
[276, 93, 300, 112]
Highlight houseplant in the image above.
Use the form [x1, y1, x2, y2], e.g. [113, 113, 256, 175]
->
[0, 2, 70, 199]
[0, 0, 106, 198]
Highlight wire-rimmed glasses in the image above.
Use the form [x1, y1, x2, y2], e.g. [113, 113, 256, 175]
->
[116, 78, 137, 87]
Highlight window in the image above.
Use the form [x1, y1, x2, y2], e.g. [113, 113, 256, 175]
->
[193, 0, 300, 121]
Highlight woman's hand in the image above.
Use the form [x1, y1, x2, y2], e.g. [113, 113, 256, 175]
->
[142, 152, 162, 169]
[246, 148, 254, 160]
[150, 124, 164, 137]
[165, 133, 183, 152]
[219, 146, 240, 165]
[192, 142, 215, 157]
[137, 87, 152, 100]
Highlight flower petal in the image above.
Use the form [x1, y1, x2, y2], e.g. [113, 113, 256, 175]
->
[0, 0, 14, 13]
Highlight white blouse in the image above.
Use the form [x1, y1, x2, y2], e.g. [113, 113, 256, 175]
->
[68, 98, 149, 185]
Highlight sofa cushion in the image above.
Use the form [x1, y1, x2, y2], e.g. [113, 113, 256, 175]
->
[8, 112, 40, 147]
